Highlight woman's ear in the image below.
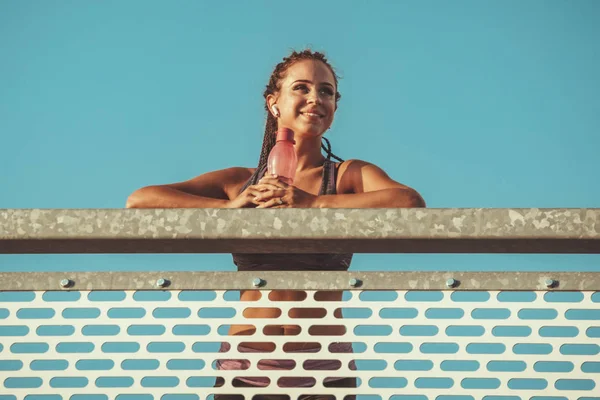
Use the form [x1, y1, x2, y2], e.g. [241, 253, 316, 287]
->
[266, 94, 278, 118]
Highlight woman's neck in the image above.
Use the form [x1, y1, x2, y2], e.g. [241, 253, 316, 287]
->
[293, 135, 326, 171]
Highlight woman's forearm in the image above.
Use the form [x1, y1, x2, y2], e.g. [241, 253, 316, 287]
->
[126, 186, 229, 208]
[314, 188, 425, 208]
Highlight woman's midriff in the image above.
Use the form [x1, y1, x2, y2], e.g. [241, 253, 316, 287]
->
[227, 289, 345, 352]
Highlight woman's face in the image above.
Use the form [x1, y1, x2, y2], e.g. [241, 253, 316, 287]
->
[269, 60, 337, 138]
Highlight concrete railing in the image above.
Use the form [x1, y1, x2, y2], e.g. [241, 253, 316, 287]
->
[0, 208, 599, 400]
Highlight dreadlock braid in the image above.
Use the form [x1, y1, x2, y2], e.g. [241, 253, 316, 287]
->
[257, 49, 344, 171]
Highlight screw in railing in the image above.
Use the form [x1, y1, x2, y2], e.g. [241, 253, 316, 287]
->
[349, 278, 362, 288]
[446, 278, 459, 288]
[545, 278, 557, 289]
[252, 278, 264, 288]
[60, 279, 72, 289]
[156, 278, 170, 288]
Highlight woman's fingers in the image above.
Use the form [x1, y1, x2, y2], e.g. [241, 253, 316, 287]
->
[256, 197, 285, 209]
[254, 189, 285, 202]
[250, 183, 281, 192]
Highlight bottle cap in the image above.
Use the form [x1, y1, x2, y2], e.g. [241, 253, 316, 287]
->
[275, 128, 295, 143]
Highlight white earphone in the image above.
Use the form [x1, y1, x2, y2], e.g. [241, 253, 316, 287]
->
[272, 105, 280, 118]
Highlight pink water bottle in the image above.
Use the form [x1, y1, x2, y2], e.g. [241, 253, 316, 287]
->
[267, 128, 297, 185]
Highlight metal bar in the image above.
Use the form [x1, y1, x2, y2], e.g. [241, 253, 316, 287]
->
[0, 271, 597, 291]
[1, 208, 599, 254]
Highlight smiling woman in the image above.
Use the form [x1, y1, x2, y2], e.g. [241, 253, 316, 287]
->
[126, 49, 425, 399]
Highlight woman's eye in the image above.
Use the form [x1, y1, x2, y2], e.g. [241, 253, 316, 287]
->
[293, 84, 309, 92]
[320, 88, 334, 96]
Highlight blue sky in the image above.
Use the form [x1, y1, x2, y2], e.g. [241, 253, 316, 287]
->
[1, 0, 599, 272]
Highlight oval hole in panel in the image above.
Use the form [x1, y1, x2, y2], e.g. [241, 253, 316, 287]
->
[218, 325, 255, 336]
[314, 291, 350, 301]
[374, 342, 413, 354]
[127, 325, 165, 336]
[544, 292, 584, 303]
[466, 343, 505, 355]
[354, 325, 392, 336]
[133, 290, 171, 301]
[359, 291, 398, 302]
[36, 325, 75, 336]
[559, 343, 599, 356]
[153, 307, 191, 319]
[62, 307, 100, 319]
[414, 377, 453, 389]
[243, 307, 281, 318]
[394, 360, 433, 371]
[56, 342, 95, 353]
[270, 290, 307, 301]
[497, 291, 536, 302]
[0, 291, 35, 302]
[30, 360, 68, 371]
[191, 342, 224, 353]
[140, 376, 180, 388]
[420, 343, 459, 354]
[88, 291, 126, 301]
[518, 308, 557, 320]
[82, 325, 120, 336]
[368, 377, 407, 388]
[446, 325, 485, 337]
[486, 360, 526, 372]
[451, 291, 490, 302]
[507, 378, 548, 390]
[186, 376, 221, 387]
[172, 324, 210, 336]
[121, 359, 160, 370]
[379, 308, 418, 319]
[238, 342, 275, 353]
[166, 359, 205, 370]
[400, 325, 438, 336]
[42, 291, 81, 302]
[565, 309, 600, 320]
[107, 307, 145, 319]
[198, 307, 236, 318]
[101, 342, 141, 353]
[538, 326, 579, 338]
[492, 326, 532, 337]
[289, 307, 326, 318]
[533, 361, 574, 373]
[513, 343, 553, 355]
[75, 359, 114, 370]
[303, 359, 341, 371]
[329, 342, 366, 353]
[258, 359, 295, 370]
[471, 308, 511, 320]
[441, 360, 479, 372]
[283, 342, 321, 353]
[179, 290, 217, 301]
[17, 308, 55, 319]
[146, 342, 185, 353]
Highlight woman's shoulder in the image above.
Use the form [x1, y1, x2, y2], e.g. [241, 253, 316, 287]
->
[221, 167, 256, 199]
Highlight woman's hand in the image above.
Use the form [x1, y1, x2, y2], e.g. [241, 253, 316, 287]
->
[252, 174, 318, 208]
[224, 185, 266, 208]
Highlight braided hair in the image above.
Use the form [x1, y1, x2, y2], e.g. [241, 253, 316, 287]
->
[257, 50, 344, 173]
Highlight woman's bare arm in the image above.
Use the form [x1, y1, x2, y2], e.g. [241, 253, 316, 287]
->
[315, 159, 425, 208]
[125, 167, 253, 208]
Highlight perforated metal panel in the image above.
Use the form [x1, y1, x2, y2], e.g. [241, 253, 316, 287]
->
[1, 288, 599, 400]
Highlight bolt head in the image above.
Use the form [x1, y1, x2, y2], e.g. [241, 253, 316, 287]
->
[349, 278, 359, 287]
[156, 278, 167, 288]
[60, 279, 71, 288]
[252, 278, 263, 287]
[545, 279, 556, 288]
[446, 278, 457, 288]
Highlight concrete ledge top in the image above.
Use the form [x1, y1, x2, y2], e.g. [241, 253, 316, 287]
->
[1, 208, 599, 254]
